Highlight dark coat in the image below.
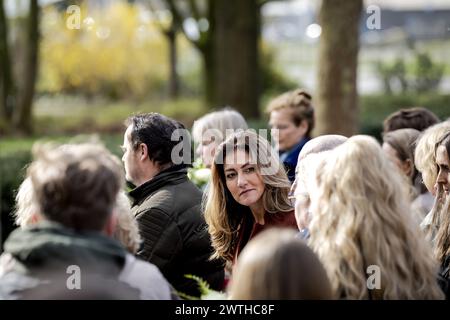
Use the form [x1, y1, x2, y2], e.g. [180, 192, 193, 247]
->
[129, 165, 224, 297]
[279, 137, 310, 182]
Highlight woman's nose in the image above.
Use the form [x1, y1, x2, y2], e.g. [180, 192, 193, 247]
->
[237, 174, 247, 187]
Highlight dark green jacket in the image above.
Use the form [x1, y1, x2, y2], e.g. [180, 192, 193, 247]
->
[129, 165, 224, 297]
[0, 221, 140, 299]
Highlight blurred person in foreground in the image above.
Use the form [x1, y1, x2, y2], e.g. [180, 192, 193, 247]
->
[0, 142, 173, 299]
[229, 228, 332, 299]
[307, 136, 444, 299]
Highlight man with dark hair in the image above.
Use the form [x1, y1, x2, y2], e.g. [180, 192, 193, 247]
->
[383, 107, 440, 134]
[122, 113, 224, 297]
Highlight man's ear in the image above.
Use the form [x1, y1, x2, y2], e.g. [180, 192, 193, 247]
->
[139, 143, 148, 162]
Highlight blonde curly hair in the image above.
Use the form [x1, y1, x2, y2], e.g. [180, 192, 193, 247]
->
[308, 135, 444, 299]
[114, 191, 142, 254]
[415, 120, 450, 193]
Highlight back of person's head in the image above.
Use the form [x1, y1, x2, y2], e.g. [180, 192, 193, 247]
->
[229, 228, 332, 299]
[308, 135, 444, 299]
[125, 113, 187, 167]
[28, 142, 123, 232]
[382, 128, 421, 186]
[13, 177, 40, 228]
[383, 107, 440, 134]
[266, 88, 315, 138]
[415, 120, 450, 193]
[192, 107, 248, 145]
[114, 191, 141, 254]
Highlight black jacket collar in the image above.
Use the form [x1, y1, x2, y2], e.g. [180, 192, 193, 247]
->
[128, 164, 188, 204]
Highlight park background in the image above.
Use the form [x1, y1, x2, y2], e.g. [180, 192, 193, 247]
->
[1, 0, 450, 249]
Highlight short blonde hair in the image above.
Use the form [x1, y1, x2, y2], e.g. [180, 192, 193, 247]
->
[114, 191, 142, 254]
[415, 121, 450, 192]
[192, 108, 248, 145]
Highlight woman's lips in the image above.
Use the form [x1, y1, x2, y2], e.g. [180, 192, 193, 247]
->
[240, 189, 254, 196]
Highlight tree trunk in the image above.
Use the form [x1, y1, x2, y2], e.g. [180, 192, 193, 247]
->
[213, 0, 259, 118]
[13, 0, 39, 135]
[166, 27, 180, 99]
[315, 0, 362, 136]
[0, 0, 11, 122]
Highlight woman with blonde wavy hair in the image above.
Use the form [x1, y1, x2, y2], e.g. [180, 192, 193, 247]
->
[308, 135, 444, 299]
[414, 121, 450, 236]
[204, 130, 297, 266]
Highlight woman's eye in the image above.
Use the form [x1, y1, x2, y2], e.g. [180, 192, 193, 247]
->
[226, 173, 236, 179]
[244, 167, 255, 173]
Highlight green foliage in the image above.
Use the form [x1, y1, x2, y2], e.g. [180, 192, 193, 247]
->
[31, 96, 206, 135]
[375, 59, 408, 94]
[39, 3, 168, 100]
[260, 42, 298, 96]
[177, 275, 226, 300]
[0, 150, 31, 246]
[187, 159, 211, 190]
[413, 53, 445, 93]
[374, 52, 445, 94]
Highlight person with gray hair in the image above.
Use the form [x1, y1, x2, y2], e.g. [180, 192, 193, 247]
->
[192, 107, 248, 168]
[0, 142, 174, 299]
[289, 135, 347, 238]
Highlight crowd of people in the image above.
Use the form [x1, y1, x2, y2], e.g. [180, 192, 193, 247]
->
[0, 88, 449, 300]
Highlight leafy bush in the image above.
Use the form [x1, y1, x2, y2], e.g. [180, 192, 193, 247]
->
[374, 52, 445, 94]
[0, 151, 31, 249]
[260, 43, 298, 96]
[39, 3, 168, 100]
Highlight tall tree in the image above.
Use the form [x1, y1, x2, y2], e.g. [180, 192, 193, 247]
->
[165, 0, 263, 118]
[214, 0, 260, 118]
[13, 0, 40, 134]
[167, 0, 216, 104]
[315, 0, 362, 136]
[148, 1, 181, 99]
